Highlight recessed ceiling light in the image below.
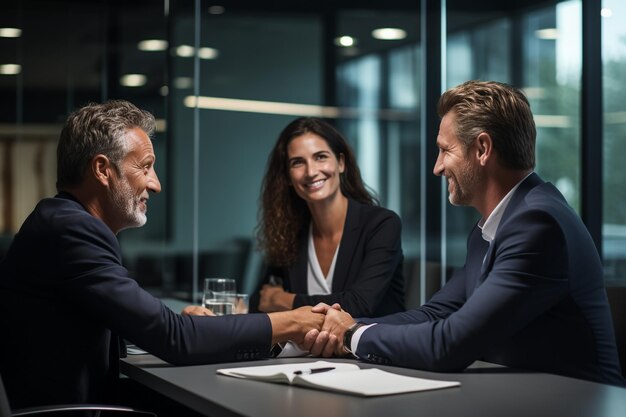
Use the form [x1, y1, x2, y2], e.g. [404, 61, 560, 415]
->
[120, 74, 147, 87]
[208, 5, 225, 15]
[0, 64, 21, 75]
[0, 28, 21, 38]
[335, 36, 356, 47]
[535, 28, 558, 40]
[372, 28, 406, 40]
[175, 45, 219, 59]
[138, 39, 168, 51]
[601, 8, 613, 18]
[198, 47, 219, 59]
[176, 45, 195, 57]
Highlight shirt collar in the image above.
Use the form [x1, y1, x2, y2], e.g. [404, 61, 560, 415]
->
[479, 172, 533, 242]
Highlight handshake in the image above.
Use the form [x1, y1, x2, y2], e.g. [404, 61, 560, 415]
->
[278, 303, 358, 358]
[182, 303, 358, 358]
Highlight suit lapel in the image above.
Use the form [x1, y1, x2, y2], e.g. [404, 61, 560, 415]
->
[477, 173, 544, 286]
[331, 199, 361, 292]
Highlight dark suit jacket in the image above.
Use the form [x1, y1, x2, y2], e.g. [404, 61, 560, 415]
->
[0, 193, 272, 407]
[253, 199, 405, 317]
[357, 174, 624, 386]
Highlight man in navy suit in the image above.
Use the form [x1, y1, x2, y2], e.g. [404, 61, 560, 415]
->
[304, 80, 624, 386]
[0, 100, 324, 408]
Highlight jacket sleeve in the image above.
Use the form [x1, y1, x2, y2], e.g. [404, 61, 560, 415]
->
[292, 210, 403, 317]
[55, 215, 273, 365]
[356, 208, 569, 371]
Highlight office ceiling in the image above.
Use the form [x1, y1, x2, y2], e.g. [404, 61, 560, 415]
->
[0, 0, 554, 122]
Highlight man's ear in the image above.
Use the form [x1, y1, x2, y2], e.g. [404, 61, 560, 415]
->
[91, 154, 113, 187]
[475, 132, 493, 166]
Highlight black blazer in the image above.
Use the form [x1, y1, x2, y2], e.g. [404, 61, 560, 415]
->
[254, 199, 405, 317]
[0, 193, 273, 407]
[356, 174, 624, 386]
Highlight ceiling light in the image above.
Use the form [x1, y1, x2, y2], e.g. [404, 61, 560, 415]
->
[160, 86, 169, 96]
[372, 28, 406, 40]
[535, 28, 558, 40]
[208, 5, 225, 15]
[120, 74, 147, 87]
[0, 28, 21, 38]
[601, 8, 613, 18]
[138, 39, 168, 51]
[0, 64, 21, 75]
[176, 45, 219, 59]
[335, 36, 356, 47]
[198, 47, 219, 59]
[176, 45, 195, 57]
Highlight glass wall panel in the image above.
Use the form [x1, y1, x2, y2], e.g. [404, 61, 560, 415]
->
[335, 9, 421, 307]
[602, 0, 626, 285]
[445, 0, 582, 271]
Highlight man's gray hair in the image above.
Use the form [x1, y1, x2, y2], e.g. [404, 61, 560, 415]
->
[56, 100, 155, 190]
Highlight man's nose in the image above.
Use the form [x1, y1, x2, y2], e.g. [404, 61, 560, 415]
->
[148, 170, 162, 193]
[433, 153, 444, 177]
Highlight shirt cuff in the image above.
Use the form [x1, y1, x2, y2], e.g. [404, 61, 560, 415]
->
[350, 323, 377, 357]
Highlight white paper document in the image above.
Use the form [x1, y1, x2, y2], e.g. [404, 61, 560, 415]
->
[217, 360, 461, 397]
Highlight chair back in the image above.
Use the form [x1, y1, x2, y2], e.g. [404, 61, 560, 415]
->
[0, 374, 12, 417]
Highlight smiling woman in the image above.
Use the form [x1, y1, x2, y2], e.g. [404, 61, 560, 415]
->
[251, 117, 405, 318]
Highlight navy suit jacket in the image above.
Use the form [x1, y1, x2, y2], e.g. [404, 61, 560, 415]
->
[357, 174, 624, 386]
[253, 199, 405, 317]
[0, 193, 273, 407]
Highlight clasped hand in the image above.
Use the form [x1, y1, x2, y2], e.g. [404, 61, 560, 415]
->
[300, 303, 356, 358]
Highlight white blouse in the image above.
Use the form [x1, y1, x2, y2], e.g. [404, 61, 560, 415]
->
[306, 224, 340, 295]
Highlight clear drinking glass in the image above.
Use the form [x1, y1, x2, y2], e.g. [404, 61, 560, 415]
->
[203, 278, 236, 316]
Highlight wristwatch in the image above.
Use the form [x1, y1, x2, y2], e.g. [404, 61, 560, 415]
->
[343, 322, 366, 355]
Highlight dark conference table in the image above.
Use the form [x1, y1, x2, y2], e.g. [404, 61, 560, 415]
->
[120, 354, 626, 417]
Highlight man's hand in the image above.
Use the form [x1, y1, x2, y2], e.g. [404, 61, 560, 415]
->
[181, 305, 215, 316]
[268, 306, 325, 345]
[302, 303, 355, 357]
[258, 284, 296, 313]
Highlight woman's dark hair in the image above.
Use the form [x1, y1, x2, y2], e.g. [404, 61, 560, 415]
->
[257, 117, 377, 266]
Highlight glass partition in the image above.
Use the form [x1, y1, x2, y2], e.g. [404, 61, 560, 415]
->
[444, 0, 582, 270]
[1, 0, 618, 310]
[602, 0, 626, 285]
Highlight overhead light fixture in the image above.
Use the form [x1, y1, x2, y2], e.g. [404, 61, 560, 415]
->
[535, 28, 558, 40]
[335, 36, 356, 47]
[601, 8, 613, 18]
[208, 5, 225, 15]
[372, 28, 406, 40]
[198, 47, 219, 59]
[120, 74, 147, 87]
[159, 86, 169, 96]
[138, 39, 168, 51]
[0, 27, 21, 38]
[0, 64, 21, 75]
[175, 45, 219, 59]
[176, 45, 195, 57]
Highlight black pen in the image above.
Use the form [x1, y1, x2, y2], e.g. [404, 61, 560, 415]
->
[293, 367, 336, 375]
